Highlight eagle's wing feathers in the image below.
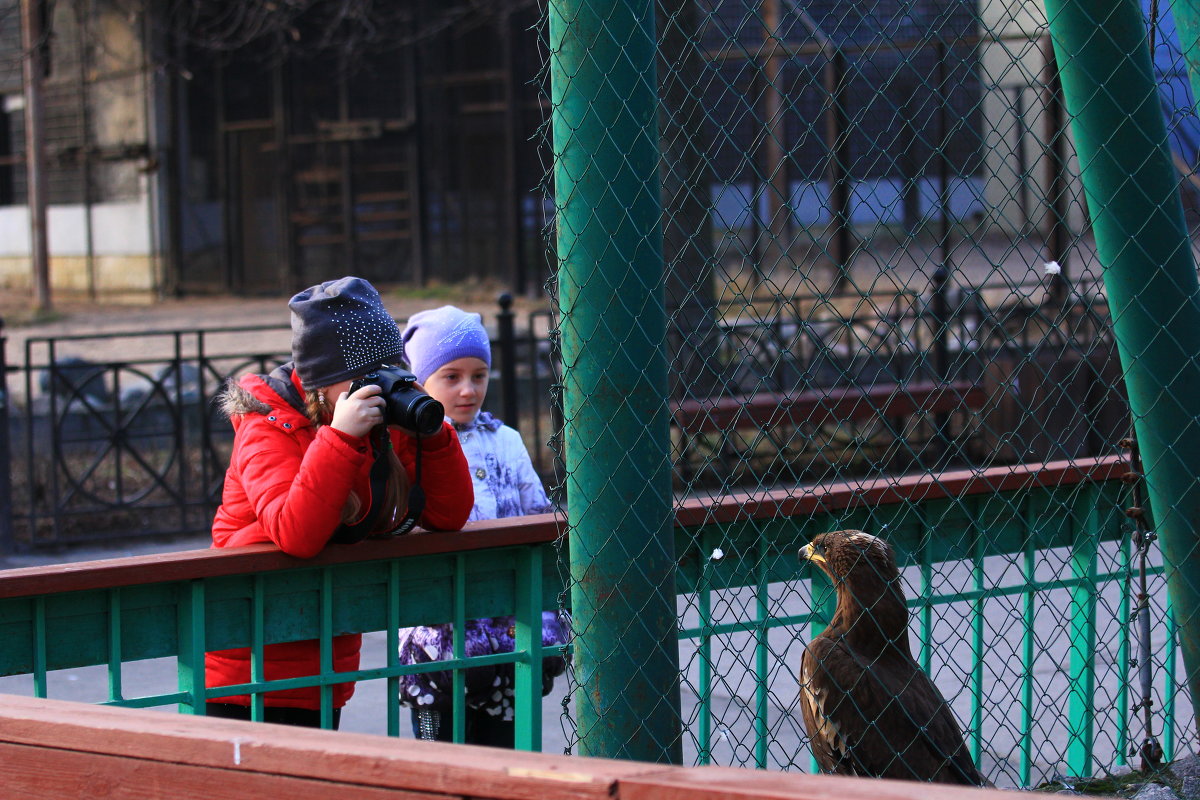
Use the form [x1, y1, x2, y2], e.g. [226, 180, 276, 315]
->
[800, 639, 856, 773]
[802, 636, 985, 784]
[877, 655, 986, 785]
[801, 635, 906, 777]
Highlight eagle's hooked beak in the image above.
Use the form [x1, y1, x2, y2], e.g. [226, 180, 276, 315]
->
[799, 543, 827, 566]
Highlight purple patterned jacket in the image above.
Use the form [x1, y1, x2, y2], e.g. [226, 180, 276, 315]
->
[397, 412, 569, 717]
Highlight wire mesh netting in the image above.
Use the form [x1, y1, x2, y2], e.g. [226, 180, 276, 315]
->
[541, 0, 1200, 787]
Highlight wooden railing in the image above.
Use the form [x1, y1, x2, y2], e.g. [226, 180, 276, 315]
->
[0, 694, 1032, 800]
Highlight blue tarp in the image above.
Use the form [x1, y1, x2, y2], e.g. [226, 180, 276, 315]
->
[1149, 0, 1200, 202]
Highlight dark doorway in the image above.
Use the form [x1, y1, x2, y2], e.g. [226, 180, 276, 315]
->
[228, 125, 283, 294]
[170, 5, 549, 296]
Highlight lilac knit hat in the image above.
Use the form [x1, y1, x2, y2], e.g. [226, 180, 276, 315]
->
[289, 276, 404, 390]
[401, 305, 491, 384]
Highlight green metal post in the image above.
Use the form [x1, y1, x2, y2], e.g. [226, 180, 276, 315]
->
[514, 546, 544, 752]
[177, 581, 206, 714]
[1066, 489, 1099, 776]
[754, 551, 769, 769]
[549, 0, 682, 763]
[1044, 0, 1200, 719]
[1020, 532, 1036, 786]
[697, 582, 713, 764]
[1165, 604, 1180, 758]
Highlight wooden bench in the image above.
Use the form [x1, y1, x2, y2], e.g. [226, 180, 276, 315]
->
[670, 381, 988, 483]
[671, 381, 985, 434]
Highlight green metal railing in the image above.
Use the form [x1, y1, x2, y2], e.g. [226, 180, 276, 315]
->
[676, 470, 1171, 783]
[0, 456, 1181, 786]
[667, 457, 1186, 785]
[0, 525, 564, 750]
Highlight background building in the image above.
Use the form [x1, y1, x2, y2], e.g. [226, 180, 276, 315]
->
[0, 0, 1196, 302]
[0, 0, 549, 300]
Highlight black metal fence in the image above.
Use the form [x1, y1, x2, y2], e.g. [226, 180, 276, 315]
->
[0, 284, 1125, 552]
[0, 296, 558, 553]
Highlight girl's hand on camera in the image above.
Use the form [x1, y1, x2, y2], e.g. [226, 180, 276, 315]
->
[331, 384, 385, 439]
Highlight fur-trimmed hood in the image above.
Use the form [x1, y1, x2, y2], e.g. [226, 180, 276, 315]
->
[218, 379, 272, 418]
[217, 362, 308, 422]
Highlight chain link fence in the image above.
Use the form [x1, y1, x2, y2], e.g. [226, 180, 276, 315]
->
[542, 0, 1200, 787]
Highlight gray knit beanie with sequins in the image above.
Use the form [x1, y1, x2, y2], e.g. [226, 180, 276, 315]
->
[289, 276, 404, 390]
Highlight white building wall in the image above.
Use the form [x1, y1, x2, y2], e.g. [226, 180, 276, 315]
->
[978, 0, 1089, 238]
[0, 0, 161, 300]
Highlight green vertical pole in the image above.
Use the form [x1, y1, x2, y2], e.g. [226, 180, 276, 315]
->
[107, 589, 124, 703]
[1165, 603, 1179, 759]
[919, 538, 933, 675]
[250, 574, 265, 722]
[33, 597, 46, 698]
[549, 0, 682, 764]
[754, 552, 769, 769]
[177, 581, 206, 715]
[1044, 0, 1200, 716]
[1116, 538, 1132, 768]
[1020, 530, 1035, 787]
[386, 562, 401, 737]
[1066, 487, 1099, 777]
[970, 530, 984, 766]
[697, 582, 712, 764]
[453, 552, 467, 743]
[514, 546, 544, 752]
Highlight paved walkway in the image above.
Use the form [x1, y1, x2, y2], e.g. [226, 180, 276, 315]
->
[1, 287, 546, 368]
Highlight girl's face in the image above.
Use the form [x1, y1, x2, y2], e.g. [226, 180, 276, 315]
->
[324, 379, 354, 411]
[421, 357, 490, 426]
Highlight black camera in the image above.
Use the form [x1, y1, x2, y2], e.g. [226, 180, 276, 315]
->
[350, 366, 444, 436]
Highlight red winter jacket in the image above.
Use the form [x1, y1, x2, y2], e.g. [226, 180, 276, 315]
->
[206, 364, 473, 709]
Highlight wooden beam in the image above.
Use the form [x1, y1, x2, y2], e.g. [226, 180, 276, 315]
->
[670, 382, 986, 433]
[0, 696, 662, 800]
[0, 696, 1050, 800]
[619, 765, 1015, 800]
[0, 743, 423, 800]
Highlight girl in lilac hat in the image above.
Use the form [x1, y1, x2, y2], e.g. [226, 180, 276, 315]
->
[397, 305, 568, 746]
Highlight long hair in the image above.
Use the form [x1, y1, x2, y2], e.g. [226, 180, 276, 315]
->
[305, 389, 410, 532]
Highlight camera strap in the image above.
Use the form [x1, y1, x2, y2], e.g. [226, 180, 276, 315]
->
[329, 426, 392, 544]
[330, 427, 428, 543]
[389, 432, 425, 536]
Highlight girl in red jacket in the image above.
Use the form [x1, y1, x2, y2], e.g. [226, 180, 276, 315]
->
[205, 276, 474, 728]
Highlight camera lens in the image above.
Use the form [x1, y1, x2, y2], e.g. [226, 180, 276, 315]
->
[405, 395, 445, 436]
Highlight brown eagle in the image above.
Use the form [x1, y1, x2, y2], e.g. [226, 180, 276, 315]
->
[798, 530, 989, 785]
